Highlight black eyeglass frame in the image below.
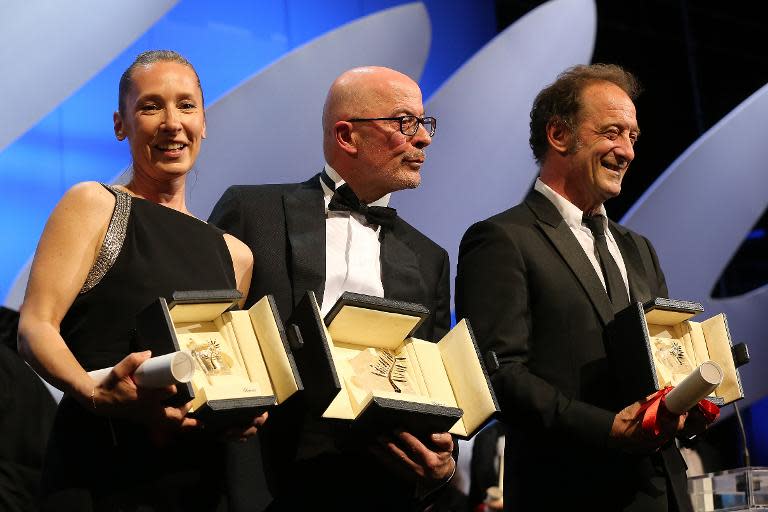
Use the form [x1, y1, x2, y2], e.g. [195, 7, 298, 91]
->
[347, 115, 436, 136]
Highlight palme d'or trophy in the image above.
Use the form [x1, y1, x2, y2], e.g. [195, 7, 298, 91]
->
[133, 290, 303, 428]
[287, 291, 500, 439]
[349, 348, 413, 395]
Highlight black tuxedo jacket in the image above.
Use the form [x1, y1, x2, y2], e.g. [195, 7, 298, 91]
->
[209, 174, 451, 511]
[456, 190, 691, 512]
[209, 175, 450, 337]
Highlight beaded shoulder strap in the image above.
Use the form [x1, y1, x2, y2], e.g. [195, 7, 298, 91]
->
[79, 185, 131, 293]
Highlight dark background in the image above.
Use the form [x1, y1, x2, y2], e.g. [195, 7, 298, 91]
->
[0, 2, 763, 496]
[496, 0, 768, 470]
[498, 0, 768, 299]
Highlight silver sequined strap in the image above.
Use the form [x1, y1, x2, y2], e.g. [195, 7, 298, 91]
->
[79, 185, 131, 293]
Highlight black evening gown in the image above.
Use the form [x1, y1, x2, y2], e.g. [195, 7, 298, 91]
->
[41, 185, 237, 512]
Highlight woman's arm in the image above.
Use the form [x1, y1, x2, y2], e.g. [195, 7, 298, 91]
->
[18, 182, 200, 429]
[223, 233, 253, 307]
[18, 182, 115, 407]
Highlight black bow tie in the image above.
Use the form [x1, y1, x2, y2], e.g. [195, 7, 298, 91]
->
[327, 182, 397, 230]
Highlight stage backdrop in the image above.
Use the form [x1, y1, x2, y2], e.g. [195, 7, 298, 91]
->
[0, 0, 496, 305]
[1, 0, 765, 416]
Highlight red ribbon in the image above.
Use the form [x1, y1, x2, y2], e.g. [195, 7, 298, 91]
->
[634, 386, 720, 437]
[636, 386, 674, 437]
[696, 397, 720, 423]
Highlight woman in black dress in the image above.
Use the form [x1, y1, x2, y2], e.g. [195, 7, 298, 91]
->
[17, 50, 266, 511]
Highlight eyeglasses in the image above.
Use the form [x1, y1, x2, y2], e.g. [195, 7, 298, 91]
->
[347, 115, 436, 137]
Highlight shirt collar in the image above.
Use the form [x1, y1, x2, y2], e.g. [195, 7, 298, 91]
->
[534, 178, 607, 231]
[321, 163, 391, 209]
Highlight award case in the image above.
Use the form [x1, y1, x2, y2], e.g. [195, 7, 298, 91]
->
[606, 298, 744, 407]
[286, 291, 499, 439]
[135, 290, 303, 427]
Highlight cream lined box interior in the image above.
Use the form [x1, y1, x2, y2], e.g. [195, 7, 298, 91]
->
[292, 292, 499, 439]
[607, 298, 744, 406]
[136, 292, 302, 423]
[644, 308, 742, 404]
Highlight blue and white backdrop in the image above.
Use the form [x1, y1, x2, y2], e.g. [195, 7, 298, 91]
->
[1, 0, 765, 458]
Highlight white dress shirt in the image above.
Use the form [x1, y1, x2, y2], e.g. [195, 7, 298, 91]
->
[534, 178, 630, 297]
[320, 164, 390, 315]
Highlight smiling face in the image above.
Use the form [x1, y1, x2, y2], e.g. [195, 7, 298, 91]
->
[113, 60, 206, 183]
[564, 81, 639, 212]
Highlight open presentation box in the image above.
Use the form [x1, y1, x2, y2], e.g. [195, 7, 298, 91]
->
[135, 290, 302, 427]
[606, 298, 744, 407]
[286, 291, 499, 439]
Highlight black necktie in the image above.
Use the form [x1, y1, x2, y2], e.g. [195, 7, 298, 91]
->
[583, 214, 630, 312]
[324, 173, 397, 230]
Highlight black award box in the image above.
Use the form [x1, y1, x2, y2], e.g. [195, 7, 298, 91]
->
[135, 289, 303, 428]
[606, 298, 744, 407]
[286, 291, 499, 439]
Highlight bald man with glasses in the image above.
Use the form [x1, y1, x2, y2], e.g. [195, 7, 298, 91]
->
[210, 66, 453, 511]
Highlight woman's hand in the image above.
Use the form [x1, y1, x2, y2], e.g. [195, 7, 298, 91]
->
[91, 351, 200, 433]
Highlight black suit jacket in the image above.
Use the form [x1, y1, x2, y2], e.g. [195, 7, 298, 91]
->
[456, 190, 691, 512]
[209, 174, 451, 511]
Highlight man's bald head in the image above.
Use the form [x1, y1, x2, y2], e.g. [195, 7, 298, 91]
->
[321, 66, 430, 203]
[322, 67, 419, 154]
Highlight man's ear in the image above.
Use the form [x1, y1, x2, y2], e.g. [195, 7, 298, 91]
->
[546, 118, 573, 155]
[113, 112, 125, 141]
[335, 121, 357, 156]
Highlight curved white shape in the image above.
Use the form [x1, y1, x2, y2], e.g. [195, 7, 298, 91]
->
[0, 0, 177, 152]
[4, 261, 29, 310]
[623, 82, 768, 406]
[4, 2, 430, 309]
[187, 2, 431, 219]
[391, 0, 597, 296]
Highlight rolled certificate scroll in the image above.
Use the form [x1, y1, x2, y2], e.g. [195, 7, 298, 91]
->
[88, 351, 196, 388]
[664, 360, 723, 414]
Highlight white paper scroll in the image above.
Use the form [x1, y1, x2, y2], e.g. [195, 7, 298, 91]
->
[665, 360, 724, 414]
[88, 351, 196, 388]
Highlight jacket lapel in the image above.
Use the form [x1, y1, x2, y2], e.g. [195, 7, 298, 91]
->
[526, 191, 614, 326]
[284, 174, 326, 307]
[380, 220, 425, 305]
[610, 222, 652, 304]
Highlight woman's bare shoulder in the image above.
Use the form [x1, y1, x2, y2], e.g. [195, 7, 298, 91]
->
[222, 233, 254, 268]
[44, 182, 118, 242]
[60, 181, 116, 209]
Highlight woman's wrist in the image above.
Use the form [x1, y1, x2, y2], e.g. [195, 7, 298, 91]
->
[72, 374, 100, 411]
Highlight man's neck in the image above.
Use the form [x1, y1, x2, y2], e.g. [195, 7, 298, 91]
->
[331, 171, 383, 204]
[538, 174, 602, 214]
[537, 175, 604, 216]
